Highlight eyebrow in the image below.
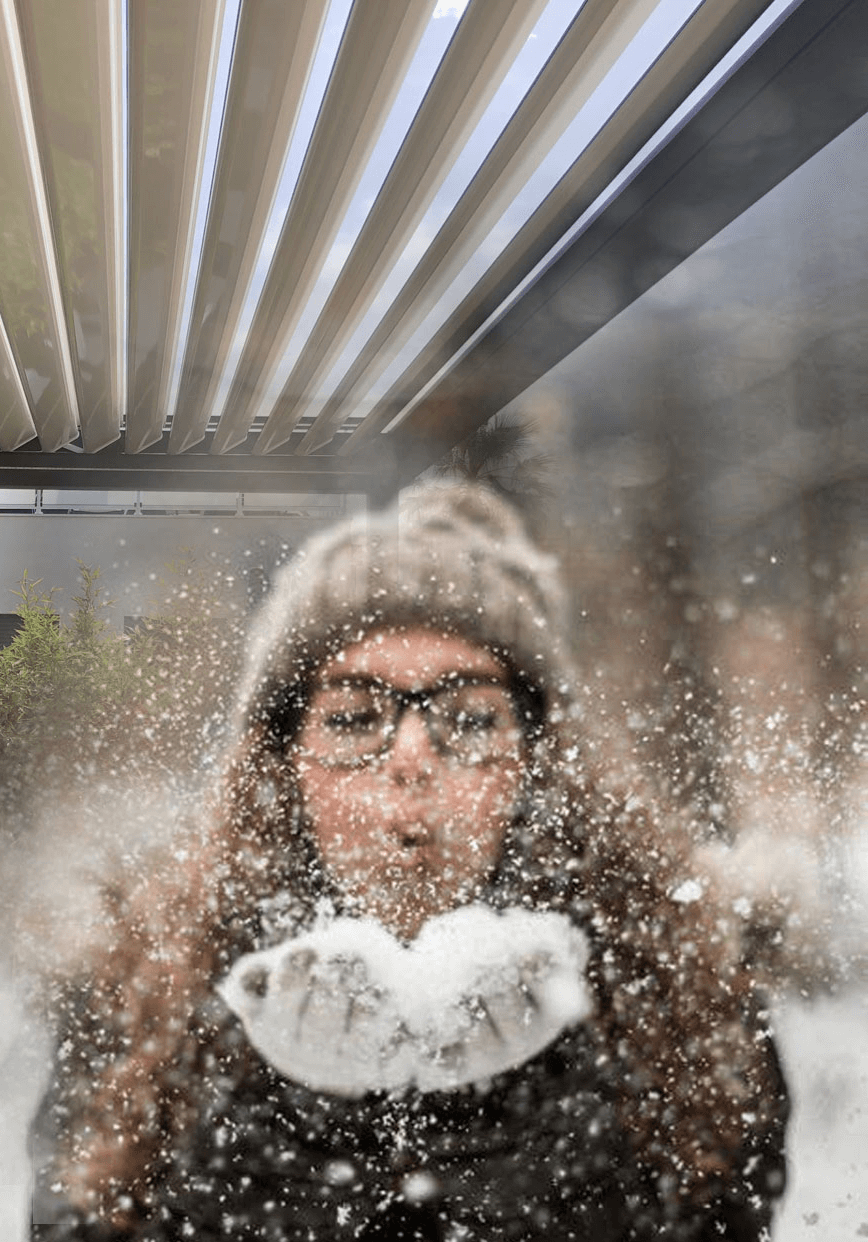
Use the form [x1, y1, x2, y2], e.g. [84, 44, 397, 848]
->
[313, 673, 510, 693]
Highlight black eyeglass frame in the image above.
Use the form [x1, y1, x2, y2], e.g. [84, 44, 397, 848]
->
[260, 665, 546, 760]
[294, 674, 524, 769]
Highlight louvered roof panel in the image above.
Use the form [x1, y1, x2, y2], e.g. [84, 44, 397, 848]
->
[339, 0, 774, 454]
[291, 0, 676, 458]
[0, 0, 866, 495]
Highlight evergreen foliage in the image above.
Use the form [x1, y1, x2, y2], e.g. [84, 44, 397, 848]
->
[0, 565, 129, 752]
[0, 558, 241, 837]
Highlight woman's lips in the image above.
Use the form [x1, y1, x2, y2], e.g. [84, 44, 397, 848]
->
[399, 826, 427, 846]
[390, 818, 430, 845]
[385, 824, 434, 873]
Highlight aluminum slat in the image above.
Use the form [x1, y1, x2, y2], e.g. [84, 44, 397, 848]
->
[16, 0, 126, 452]
[0, 311, 37, 450]
[339, 0, 774, 455]
[126, 0, 229, 454]
[167, 0, 329, 455]
[249, 0, 549, 456]
[289, 0, 662, 456]
[0, 0, 79, 451]
[208, 0, 436, 456]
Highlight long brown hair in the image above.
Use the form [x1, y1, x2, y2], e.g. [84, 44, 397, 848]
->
[45, 670, 775, 1223]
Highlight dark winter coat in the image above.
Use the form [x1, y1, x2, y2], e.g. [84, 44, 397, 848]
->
[31, 993, 788, 1242]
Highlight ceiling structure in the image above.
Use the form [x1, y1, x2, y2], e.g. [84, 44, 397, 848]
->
[0, 0, 866, 500]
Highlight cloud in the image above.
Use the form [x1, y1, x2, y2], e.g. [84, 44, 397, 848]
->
[433, 1, 469, 18]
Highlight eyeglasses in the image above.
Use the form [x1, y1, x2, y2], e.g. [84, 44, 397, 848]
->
[295, 675, 523, 768]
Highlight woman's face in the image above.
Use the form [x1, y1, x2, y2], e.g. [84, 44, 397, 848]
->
[293, 627, 526, 940]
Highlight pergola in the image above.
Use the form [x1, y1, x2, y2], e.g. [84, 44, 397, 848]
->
[0, 0, 866, 503]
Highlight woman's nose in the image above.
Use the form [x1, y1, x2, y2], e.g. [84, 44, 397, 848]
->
[384, 706, 437, 782]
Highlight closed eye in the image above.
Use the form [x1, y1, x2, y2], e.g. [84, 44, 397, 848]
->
[323, 707, 382, 734]
[448, 708, 500, 733]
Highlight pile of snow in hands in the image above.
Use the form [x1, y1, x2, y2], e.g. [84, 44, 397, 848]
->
[220, 905, 592, 1095]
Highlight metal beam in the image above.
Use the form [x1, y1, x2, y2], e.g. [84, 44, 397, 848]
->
[0, 441, 392, 494]
[381, 0, 868, 484]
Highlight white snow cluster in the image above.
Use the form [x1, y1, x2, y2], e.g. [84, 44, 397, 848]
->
[219, 905, 592, 1095]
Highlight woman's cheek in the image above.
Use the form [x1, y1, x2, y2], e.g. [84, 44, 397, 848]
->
[300, 771, 383, 852]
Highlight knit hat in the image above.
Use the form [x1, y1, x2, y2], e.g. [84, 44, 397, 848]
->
[235, 483, 574, 734]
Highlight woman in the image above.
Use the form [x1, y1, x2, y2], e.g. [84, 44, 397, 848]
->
[31, 484, 788, 1240]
